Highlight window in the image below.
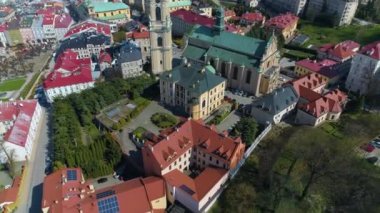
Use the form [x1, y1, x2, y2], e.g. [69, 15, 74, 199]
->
[157, 37, 163, 47]
[210, 58, 215, 67]
[246, 70, 252, 84]
[202, 100, 206, 108]
[209, 156, 212, 161]
[221, 62, 227, 77]
[156, 7, 161, 21]
[233, 67, 238, 80]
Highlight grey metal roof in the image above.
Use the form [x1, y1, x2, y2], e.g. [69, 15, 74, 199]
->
[116, 41, 142, 64]
[252, 85, 299, 115]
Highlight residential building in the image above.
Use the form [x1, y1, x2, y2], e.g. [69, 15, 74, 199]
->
[289, 72, 327, 103]
[56, 31, 111, 61]
[160, 61, 226, 120]
[41, 168, 166, 213]
[295, 89, 347, 126]
[305, 0, 359, 26]
[345, 41, 380, 95]
[164, 167, 228, 213]
[264, 0, 307, 16]
[198, 5, 213, 17]
[31, 15, 44, 42]
[126, 29, 150, 63]
[43, 50, 95, 103]
[295, 59, 339, 83]
[0, 6, 15, 22]
[171, 9, 214, 36]
[142, 119, 245, 211]
[264, 13, 299, 43]
[240, 12, 265, 26]
[183, 7, 280, 96]
[244, 0, 260, 7]
[98, 50, 112, 72]
[19, 16, 35, 44]
[146, 0, 173, 74]
[64, 19, 114, 39]
[0, 100, 43, 163]
[249, 85, 299, 124]
[317, 40, 360, 62]
[115, 41, 143, 79]
[54, 14, 73, 41]
[0, 23, 7, 47]
[42, 14, 56, 40]
[4, 18, 22, 46]
[224, 10, 236, 21]
[0, 175, 21, 211]
[87, 1, 131, 24]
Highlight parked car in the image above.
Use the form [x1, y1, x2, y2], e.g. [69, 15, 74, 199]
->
[97, 177, 108, 183]
[366, 157, 378, 164]
[370, 139, 380, 148]
[360, 143, 375, 152]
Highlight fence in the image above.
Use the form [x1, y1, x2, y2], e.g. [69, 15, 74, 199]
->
[229, 124, 273, 179]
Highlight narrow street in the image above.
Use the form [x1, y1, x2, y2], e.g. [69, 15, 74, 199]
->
[16, 110, 50, 213]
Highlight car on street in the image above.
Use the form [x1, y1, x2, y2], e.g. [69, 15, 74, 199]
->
[97, 177, 108, 183]
[360, 143, 375, 152]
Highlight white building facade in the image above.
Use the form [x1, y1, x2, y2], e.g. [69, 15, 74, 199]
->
[44, 82, 95, 103]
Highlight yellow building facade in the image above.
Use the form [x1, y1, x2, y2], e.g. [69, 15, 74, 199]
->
[88, 2, 131, 23]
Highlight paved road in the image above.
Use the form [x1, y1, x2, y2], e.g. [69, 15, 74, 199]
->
[16, 110, 50, 213]
[216, 110, 241, 132]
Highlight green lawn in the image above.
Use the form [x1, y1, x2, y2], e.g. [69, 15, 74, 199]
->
[282, 49, 316, 60]
[0, 77, 26, 92]
[299, 21, 380, 46]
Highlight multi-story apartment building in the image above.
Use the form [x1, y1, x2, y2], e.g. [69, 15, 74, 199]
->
[43, 50, 96, 103]
[19, 16, 35, 44]
[184, 8, 280, 96]
[87, 1, 131, 24]
[115, 41, 143, 79]
[126, 29, 150, 63]
[160, 62, 226, 120]
[264, 0, 307, 16]
[42, 14, 56, 40]
[31, 16, 44, 42]
[0, 100, 43, 163]
[54, 14, 73, 41]
[306, 0, 359, 26]
[345, 41, 380, 96]
[264, 13, 299, 43]
[142, 119, 245, 212]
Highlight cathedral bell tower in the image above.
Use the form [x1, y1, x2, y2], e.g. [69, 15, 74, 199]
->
[146, 0, 173, 74]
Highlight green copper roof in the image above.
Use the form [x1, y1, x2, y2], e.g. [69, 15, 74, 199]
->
[183, 45, 207, 60]
[160, 63, 225, 96]
[206, 46, 261, 68]
[168, 0, 191, 8]
[97, 13, 127, 21]
[89, 2, 129, 13]
[188, 25, 267, 57]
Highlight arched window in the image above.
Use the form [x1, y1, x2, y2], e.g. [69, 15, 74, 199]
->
[202, 100, 206, 108]
[156, 7, 161, 21]
[157, 37, 163, 47]
[221, 62, 227, 78]
[233, 67, 239, 80]
[246, 70, 252, 84]
[209, 58, 215, 68]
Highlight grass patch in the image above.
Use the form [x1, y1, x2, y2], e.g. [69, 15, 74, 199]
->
[19, 72, 40, 99]
[299, 20, 380, 46]
[151, 112, 179, 129]
[282, 49, 316, 60]
[0, 77, 26, 92]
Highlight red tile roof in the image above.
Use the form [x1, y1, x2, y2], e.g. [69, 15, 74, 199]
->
[0, 23, 7, 32]
[163, 167, 227, 201]
[318, 40, 360, 60]
[64, 20, 111, 38]
[360, 41, 380, 60]
[290, 73, 327, 93]
[54, 14, 72, 29]
[265, 13, 299, 29]
[41, 168, 93, 213]
[99, 51, 112, 64]
[241, 12, 264, 23]
[296, 59, 337, 73]
[298, 89, 347, 118]
[171, 9, 214, 27]
[42, 14, 55, 25]
[0, 176, 21, 207]
[126, 30, 150, 39]
[0, 100, 39, 147]
[143, 119, 245, 171]
[43, 50, 94, 89]
[224, 10, 236, 18]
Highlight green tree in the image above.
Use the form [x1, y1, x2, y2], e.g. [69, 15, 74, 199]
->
[223, 182, 257, 212]
[231, 117, 258, 145]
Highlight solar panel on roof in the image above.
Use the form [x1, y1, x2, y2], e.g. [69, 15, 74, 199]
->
[96, 190, 115, 199]
[67, 170, 77, 181]
[97, 196, 119, 213]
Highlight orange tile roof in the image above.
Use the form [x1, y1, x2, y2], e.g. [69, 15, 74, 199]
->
[0, 176, 21, 207]
[144, 119, 245, 170]
[163, 167, 227, 201]
[290, 73, 327, 96]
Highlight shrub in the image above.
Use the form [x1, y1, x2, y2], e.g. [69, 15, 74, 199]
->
[151, 113, 178, 128]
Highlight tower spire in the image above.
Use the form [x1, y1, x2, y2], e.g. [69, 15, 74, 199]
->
[213, 7, 225, 34]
